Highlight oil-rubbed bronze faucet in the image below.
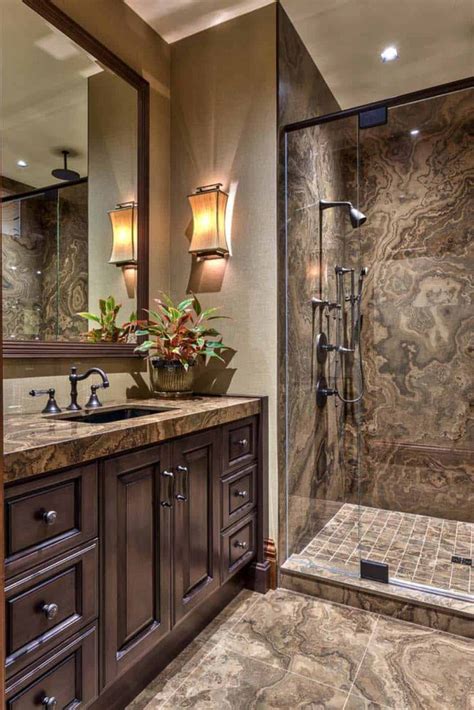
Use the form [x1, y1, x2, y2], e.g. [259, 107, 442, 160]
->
[67, 366, 109, 411]
[29, 388, 62, 414]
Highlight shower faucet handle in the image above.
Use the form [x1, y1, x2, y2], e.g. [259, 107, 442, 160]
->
[311, 297, 340, 310]
[311, 297, 329, 309]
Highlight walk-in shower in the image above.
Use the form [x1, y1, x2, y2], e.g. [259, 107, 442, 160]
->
[281, 81, 473, 605]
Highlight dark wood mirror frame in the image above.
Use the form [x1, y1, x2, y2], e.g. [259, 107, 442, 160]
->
[3, 0, 149, 359]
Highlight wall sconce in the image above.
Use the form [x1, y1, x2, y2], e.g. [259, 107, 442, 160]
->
[108, 201, 138, 268]
[188, 183, 229, 261]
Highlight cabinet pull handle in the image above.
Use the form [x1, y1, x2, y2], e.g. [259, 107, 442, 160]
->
[234, 490, 248, 498]
[234, 540, 248, 549]
[42, 510, 58, 525]
[160, 470, 174, 508]
[175, 465, 188, 502]
[42, 697, 57, 708]
[41, 603, 59, 620]
[237, 438, 248, 447]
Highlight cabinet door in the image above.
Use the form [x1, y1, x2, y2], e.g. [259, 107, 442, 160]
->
[172, 430, 220, 625]
[102, 444, 172, 686]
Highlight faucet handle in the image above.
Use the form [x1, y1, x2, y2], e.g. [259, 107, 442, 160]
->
[29, 388, 61, 415]
[85, 384, 105, 409]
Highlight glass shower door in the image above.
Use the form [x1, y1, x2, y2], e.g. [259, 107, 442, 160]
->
[355, 87, 473, 600]
[283, 113, 364, 579]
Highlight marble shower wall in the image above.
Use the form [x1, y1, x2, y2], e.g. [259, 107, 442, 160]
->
[277, 6, 356, 558]
[1, 180, 88, 341]
[344, 88, 473, 523]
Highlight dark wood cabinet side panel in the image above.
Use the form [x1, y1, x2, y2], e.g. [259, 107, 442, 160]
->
[186, 447, 211, 593]
[172, 430, 220, 625]
[116, 467, 155, 649]
[102, 444, 172, 687]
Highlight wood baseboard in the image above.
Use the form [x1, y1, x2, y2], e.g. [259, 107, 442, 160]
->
[264, 538, 278, 590]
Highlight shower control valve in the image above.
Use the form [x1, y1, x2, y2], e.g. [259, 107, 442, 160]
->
[311, 297, 329, 309]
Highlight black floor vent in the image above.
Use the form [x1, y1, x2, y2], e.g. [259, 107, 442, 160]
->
[360, 559, 389, 583]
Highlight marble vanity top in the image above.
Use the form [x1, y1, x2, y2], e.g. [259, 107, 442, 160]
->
[4, 396, 261, 483]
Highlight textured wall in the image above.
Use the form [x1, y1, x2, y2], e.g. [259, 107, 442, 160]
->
[170, 5, 278, 539]
[88, 71, 137, 320]
[345, 88, 474, 523]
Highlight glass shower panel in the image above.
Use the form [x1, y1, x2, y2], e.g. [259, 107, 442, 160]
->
[283, 114, 363, 577]
[356, 87, 473, 599]
[2, 190, 58, 341]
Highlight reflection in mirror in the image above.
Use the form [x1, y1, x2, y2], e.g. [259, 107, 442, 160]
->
[1, 0, 138, 343]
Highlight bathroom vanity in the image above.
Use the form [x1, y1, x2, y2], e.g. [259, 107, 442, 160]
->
[3, 396, 269, 708]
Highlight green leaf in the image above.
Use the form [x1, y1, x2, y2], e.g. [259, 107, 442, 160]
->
[77, 312, 102, 324]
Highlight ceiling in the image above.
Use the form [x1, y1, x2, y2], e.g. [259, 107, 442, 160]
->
[124, 0, 272, 43]
[125, 0, 473, 109]
[280, 0, 474, 108]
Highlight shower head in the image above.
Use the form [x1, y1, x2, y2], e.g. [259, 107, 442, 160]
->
[349, 206, 367, 228]
[52, 150, 80, 181]
[319, 199, 367, 229]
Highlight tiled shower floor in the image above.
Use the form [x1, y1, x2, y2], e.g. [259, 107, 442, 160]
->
[286, 503, 473, 597]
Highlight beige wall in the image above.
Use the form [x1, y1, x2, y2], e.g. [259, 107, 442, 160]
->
[52, 0, 171, 305]
[170, 5, 278, 539]
[88, 71, 137, 318]
[4, 0, 171, 414]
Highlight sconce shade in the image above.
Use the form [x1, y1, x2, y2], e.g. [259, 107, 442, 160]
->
[108, 201, 137, 266]
[188, 184, 229, 259]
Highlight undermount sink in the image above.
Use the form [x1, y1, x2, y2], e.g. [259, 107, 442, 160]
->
[51, 405, 177, 425]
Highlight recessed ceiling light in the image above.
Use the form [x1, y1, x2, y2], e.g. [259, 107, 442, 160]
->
[381, 46, 399, 63]
[410, 129, 420, 136]
[17, 159, 28, 168]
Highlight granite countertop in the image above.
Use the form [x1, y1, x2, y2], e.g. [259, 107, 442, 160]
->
[4, 396, 261, 483]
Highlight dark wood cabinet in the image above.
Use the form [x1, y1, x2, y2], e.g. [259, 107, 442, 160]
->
[5, 625, 98, 709]
[4, 402, 268, 709]
[102, 444, 172, 686]
[5, 463, 97, 579]
[172, 430, 220, 625]
[5, 542, 98, 678]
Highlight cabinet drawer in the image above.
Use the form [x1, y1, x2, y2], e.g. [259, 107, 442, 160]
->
[221, 464, 257, 530]
[5, 463, 97, 579]
[6, 624, 98, 709]
[222, 416, 257, 475]
[221, 513, 256, 582]
[5, 542, 98, 678]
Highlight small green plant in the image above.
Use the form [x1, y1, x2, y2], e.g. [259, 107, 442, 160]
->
[77, 296, 139, 343]
[135, 293, 228, 369]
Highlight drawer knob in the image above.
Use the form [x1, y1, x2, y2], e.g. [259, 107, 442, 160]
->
[234, 490, 248, 498]
[42, 696, 57, 708]
[234, 540, 248, 549]
[42, 603, 59, 620]
[43, 510, 58, 525]
[237, 438, 248, 447]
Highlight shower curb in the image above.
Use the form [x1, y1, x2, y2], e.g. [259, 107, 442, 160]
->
[279, 567, 473, 639]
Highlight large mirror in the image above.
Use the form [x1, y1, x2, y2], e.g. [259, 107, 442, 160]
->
[1, 0, 149, 356]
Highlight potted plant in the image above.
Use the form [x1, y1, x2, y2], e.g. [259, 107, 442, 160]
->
[135, 293, 228, 397]
[77, 296, 140, 343]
